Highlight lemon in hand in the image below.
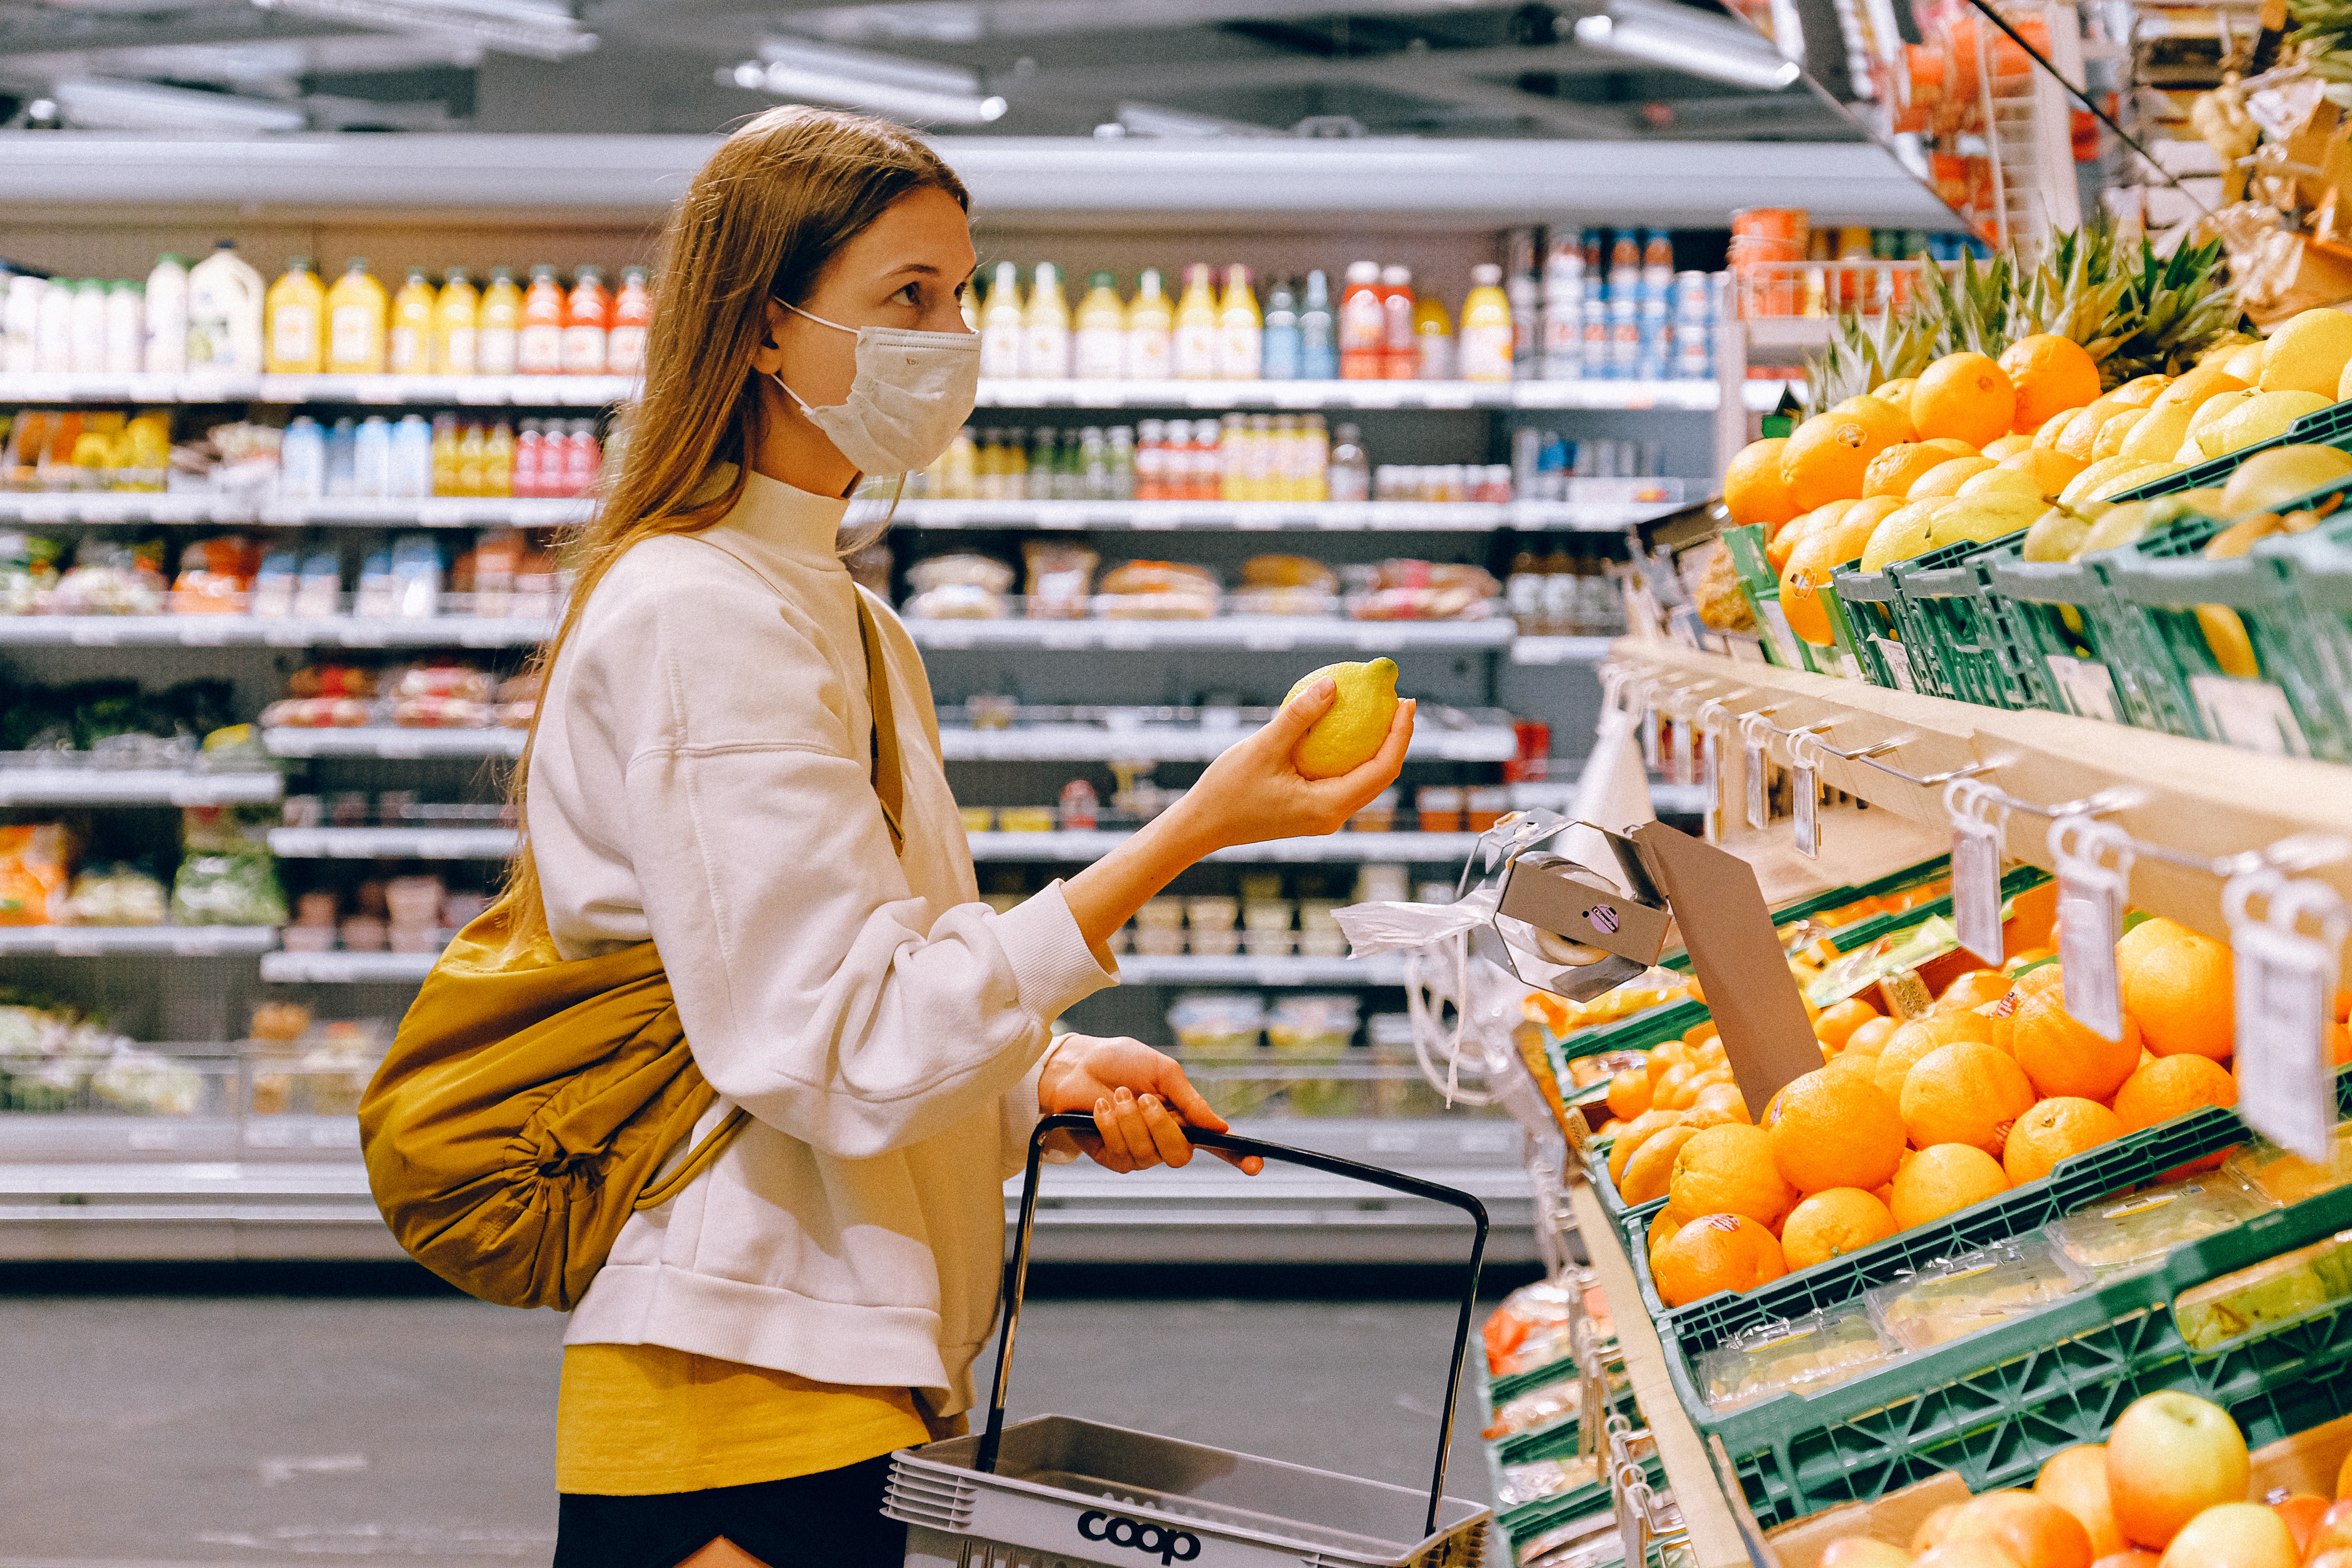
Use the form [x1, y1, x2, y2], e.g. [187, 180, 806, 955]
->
[1286, 657, 1400, 779]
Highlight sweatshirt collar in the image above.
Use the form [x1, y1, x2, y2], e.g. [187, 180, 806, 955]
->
[714, 465, 852, 570]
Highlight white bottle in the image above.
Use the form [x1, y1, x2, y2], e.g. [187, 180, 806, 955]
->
[145, 254, 188, 375]
[390, 414, 434, 499]
[353, 415, 392, 499]
[186, 240, 265, 374]
[5, 276, 46, 375]
[69, 281, 109, 374]
[1020, 261, 1071, 380]
[280, 416, 326, 501]
[36, 280, 73, 373]
[979, 261, 1025, 379]
[105, 281, 143, 374]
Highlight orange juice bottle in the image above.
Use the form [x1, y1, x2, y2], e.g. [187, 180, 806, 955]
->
[1215, 264, 1261, 380]
[477, 267, 521, 376]
[325, 258, 388, 374]
[607, 265, 651, 376]
[562, 265, 610, 374]
[455, 421, 486, 496]
[433, 268, 479, 375]
[483, 419, 515, 497]
[389, 267, 435, 375]
[264, 256, 324, 375]
[1458, 263, 1514, 383]
[1172, 263, 1218, 380]
[517, 265, 564, 375]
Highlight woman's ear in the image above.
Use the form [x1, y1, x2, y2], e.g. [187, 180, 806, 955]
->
[748, 297, 792, 376]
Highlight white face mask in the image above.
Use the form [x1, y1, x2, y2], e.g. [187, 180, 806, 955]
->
[770, 301, 980, 477]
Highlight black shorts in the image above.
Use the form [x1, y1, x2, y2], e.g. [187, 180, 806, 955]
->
[551, 1455, 905, 1568]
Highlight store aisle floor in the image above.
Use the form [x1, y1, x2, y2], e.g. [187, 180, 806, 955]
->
[0, 1288, 1497, 1566]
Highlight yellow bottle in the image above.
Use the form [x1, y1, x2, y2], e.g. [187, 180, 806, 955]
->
[264, 257, 324, 375]
[389, 268, 435, 376]
[325, 258, 388, 375]
[483, 420, 515, 498]
[1411, 294, 1455, 380]
[1172, 263, 1219, 380]
[455, 421, 486, 497]
[433, 268, 479, 376]
[1216, 265, 1263, 380]
[1073, 271, 1125, 381]
[1458, 262, 1514, 383]
[430, 413, 460, 496]
[477, 267, 522, 377]
[1124, 269, 1172, 382]
[979, 262, 1024, 379]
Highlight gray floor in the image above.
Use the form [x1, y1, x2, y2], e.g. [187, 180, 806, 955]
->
[0, 1291, 1496, 1566]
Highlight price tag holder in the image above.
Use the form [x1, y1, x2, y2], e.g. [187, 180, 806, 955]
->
[2045, 654, 2121, 723]
[2227, 871, 2348, 1162]
[1695, 700, 1729, 846]
[1640, 705, 1660, 772]
[2189, 675, 2312, 758]
[2050, 813, 2135, 1041]
[1669, 712, 1694, 788]
[1945, 778, 2009, 965]
[1739, 712, 1774, 833]
[1792, 756, 1819, 857]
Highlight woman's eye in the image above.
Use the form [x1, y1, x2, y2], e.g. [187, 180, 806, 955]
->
[895, 283, 922, 306]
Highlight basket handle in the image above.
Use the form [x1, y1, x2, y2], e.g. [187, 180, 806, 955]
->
[976, 1111, 1491, 1542]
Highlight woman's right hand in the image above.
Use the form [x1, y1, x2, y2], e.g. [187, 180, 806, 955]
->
[1173, 678, 1415, 853]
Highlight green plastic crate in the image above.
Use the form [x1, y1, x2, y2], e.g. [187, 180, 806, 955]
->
[1886, 535, 2059, 712]
[1989, 546, 2173, 732]
[2273, 518, 2352, 755]
[1682, 1177, 2352, 1526]
[2103, 396, 2352, 503]
[1826, 562, 1932, 693]
[1723, 523, 1776, 593]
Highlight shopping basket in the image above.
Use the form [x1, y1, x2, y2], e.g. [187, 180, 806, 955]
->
[883, 1111, 1496, 1568]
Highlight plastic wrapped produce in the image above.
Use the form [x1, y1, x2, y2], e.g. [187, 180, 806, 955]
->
[1866, 1234, 2092, 1351]
[1495, 1453, 1604, 1509]
[2227, 1127, 2352, 1206]
[390, 662, 493, 728]
[0, 823, 72, 926]
[2174, 1231, 2352, 1351]
[168, 535, 256, 614]
[1167, 993, 1265, 1052]
[93, 1046, 203, 1116]
[46, 537, 167, 615]
[169, 847, 285, 926]
[1697, 1307, 1900, 1412]
[2049, 1176, 2271, 1280]
[63, 862, 168, 927]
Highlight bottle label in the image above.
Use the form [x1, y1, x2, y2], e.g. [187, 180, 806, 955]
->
[329, 304, 374, 368]
[478, 328, 519, 376]
[606, 325, 646, 375]
[1461, 325, 1513, 382]
[1126, 327, 1171, 380]
[389, 326, 425, 375]
[980, 323, 1023, 379]
[519, 324, 563, 372]
[1339, 293, 1385, 352]
[1021, 324, 1069, 380]
[1216, 324, 1262, 380]
[272, 305, 316, 368]
[1172, 323, 1217, 379]
[443, 327, 479, 375]
[1073, 327, 1123, 381]
[562, 324, 607, 374]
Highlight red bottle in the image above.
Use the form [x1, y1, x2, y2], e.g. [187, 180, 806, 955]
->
[518, 265, 564, 375]
[1338, 260, 1384, 381]
[1379, 265, 1416, 380]
[606, 265, 651, 376]
[512, 420, 543, 500]
[562, 265, 610, 375]
[564, 420, 601, 497]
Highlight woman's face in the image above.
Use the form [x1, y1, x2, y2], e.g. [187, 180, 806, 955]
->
[757, 183, 976, 410]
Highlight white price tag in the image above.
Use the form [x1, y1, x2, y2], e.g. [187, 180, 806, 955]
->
[1640, 707, 1660, 771]
[2050, 814, 2134, 1041]
[1744, 738, 1767, 831]
[1670, 717, 1694, 787]
[2045, 655, 2121, 722]
[1698, 717, 1725, 846]
[1871, 636, 1918, 693]
[1793, 762, 1819, 857]
[1946, 779, 2009, 966]
[2227, 872, 2348, 1162]
[2189, 675, 2312, 758]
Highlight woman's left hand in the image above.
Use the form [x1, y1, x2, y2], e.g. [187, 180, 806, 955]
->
[1038, 1033, 1264, 1175]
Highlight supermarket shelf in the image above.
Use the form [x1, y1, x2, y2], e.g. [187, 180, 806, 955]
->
[971, 378, 1713, 412]
[972, 831, 1478, 865]
[906, 616, 1515, 652]
[256, 946, 1409, 986]
[1509, 636, 1618, 666]
[893, 499, 1677, 532]
[1611, 641, 2352, 954]
[0, 926, 278, 956]
[0, 492, 595, 528]
[0, 615, 554, 648]
[0, 371, 632, 407]
[260, 949, 438, 983]
[263, 728, 524, 759]
[267, 827, 517, 859]
[940, 722, 1517, 762]
[0, 767, 281, 807]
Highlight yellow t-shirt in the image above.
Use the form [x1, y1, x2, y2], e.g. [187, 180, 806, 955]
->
[557, 1342, 933, 1496]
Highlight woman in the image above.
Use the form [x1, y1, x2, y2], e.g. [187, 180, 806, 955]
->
[524, 106, 1413, 1567]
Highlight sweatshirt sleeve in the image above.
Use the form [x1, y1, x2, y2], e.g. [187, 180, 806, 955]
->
[575, 541, 1114, 1161]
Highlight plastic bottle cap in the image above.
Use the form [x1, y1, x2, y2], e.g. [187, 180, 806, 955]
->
[288, 256, 311, 271]
[1346, 261, 1380, 282]
[1380, 265, 1410, 284]
[347, 258, 368, 271]
[1090, 271, 1116, 289]
[1472, 263, 1502, 284]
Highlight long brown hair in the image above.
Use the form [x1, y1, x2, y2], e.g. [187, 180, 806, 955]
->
[497, 105, 968, 950]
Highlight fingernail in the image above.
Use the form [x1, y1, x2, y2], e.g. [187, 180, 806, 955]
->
[1113, 1086, 1133, 1104]
[1316, 677, 1336, 699]
[1095, 1097, 1110, 1114]
[1140, 1094, 1160, 1111]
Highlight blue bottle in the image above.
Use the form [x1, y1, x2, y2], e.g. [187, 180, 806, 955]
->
[1297, 269, 1336, 381]
[280, 415, 324, 500]
[325, 417, 357, 498]
[1261, 277, 1300, 381]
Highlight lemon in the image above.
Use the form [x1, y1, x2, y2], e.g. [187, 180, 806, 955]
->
[2091, 407, 2150, 460]
[2258, 309, 2352, 396]
[1924, 493, 2045, 550]
[1957, 466, 2044, 500]
[1860, 499, 1955, 572]
[2218, 444, 2352, 516]
[1982, 434, 2035, 459]
[2198, 604, 2262, 679]
[2118, 404, 2192, 461]
[2087, 460, 2181, 501]
[2150, 366, 2248, 412]
[2109, 374, 2172, 407]
[2059, 455, 2156, 505]
[1286, 657, 1399, 779]
[1907, 456, 1995, 499]
[2186, 388, 2263, 457]
[2022, 504, 2097, 562]
[2206, 389, 2332, 457]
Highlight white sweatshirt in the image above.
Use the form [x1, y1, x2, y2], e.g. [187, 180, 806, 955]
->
[527, 466, 1117, 1415]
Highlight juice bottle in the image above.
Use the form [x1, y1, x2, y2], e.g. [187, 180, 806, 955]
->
[1260, 278, 1299, 381]
[1643, 228, 1675, 301]
[1072, 271, 1125, 381]
[513, 419, 543, 499]
[69, 280, 106, 375]
[430, 413, 460, 496]
[1021, 261, 1070, 380]
[1377, 265, 1416, 380]
[1303, 413, 1331, 500]
[979, 262, 1024, 379]
[326, 259, 388, 375]
[455, 421, 486, 497]
[389, 267, 435, 375]
[433, 268, 479, 376]
[565, 420, 601, 494]
[477, 267, 522, 376]
[144, 253, 187, 375]
[265, 257, 324, 375]
[1412, 291, 1455, 381]
[1171, 263, 1218, 380]
[104, 281, 142, 374]
[1459, 263, 1514, 383]
[483, 420, 515, 497]
[518, 265, 565, 374]
[186, 240, 264, 374]
[1337, 261, 1383, 380]
[563, 265, 610, 375]
[607, 265, 651, 376]
[1298, 270, 1336, 381]
[1123, 268, 1172, 381]
[1215, 264, 1261, 380]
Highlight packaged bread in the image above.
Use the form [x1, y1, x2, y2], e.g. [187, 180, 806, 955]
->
[904, 553, 1014, 619]
[1240, 554, 1339, 592]
[1095, 560, 1219, 620]
[1342, 559, 1501, 621]
[1022, 541, 1097, 620]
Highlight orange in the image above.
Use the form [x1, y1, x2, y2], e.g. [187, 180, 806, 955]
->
[1984, 433, 2035, 460]
[1814, 996, 1883, 1051]
[2112, 1054, 2238, 1131]
[1653, 1061, 1696, 1109]
[1765, 1067, 1906, 1191]
[1725, 437, 1801, 527]
[1900, 1042, 2037, 1155]
[2149, 365, 2247, 412]
[1866, 441, 1962, 498]
[1646, 1203, 1691, 1261]
[1913, 351, 2019, 447]
[1783, 410, 1896, 509]
[2117, 916, 2235, 1060]
[2012, 987, 2142, 1100]
[2032, 408, 2080, 449]
[1780, 497, 1903, 643]
[1833, 393, 1917, 447]
[1606, 1067, 1653, 1121]
[1909, 455, 1998, 498]
[1824, 1541, 1915, 1568]
[1918, 1505, 1969, 1554]
[1874, 1010, 2000, 1101]
[1780, 1187, 1899, 1268]
[1622, 1123, 1703, 1204]
[1997, 446, 2087, 496]
[2035, 1445, 2127, 1559]
[1771, 498, 1864, 573]
[1692, 1082, 1753, 1122]
[2004, 1096, 2126, 1185]
[1916, 1540, 2029, 1568]
[1605, 1108, 1681, 1187]
[1948, 1490, 2096, 1568]
[1891, 1142, 2011, 1226]
[2109, 374, 2171, 408]
[1668, 1123, 1796, 1227]
[1650, 1212, 1787, 1306]
[2051, 397, 2125, 463]
[1847, 1015, 1900, 1055]
[2002, 334, 2103, 435]
[1938, 969, 2014, 1013]
[2013, 962, 2065, 996]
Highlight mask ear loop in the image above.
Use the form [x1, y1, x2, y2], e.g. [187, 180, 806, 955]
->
[766, 298, 854, 419]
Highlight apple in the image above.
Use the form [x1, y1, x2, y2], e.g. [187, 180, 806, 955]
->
[2308, 1501, 2352, 1561]
[2108, 1392, 2253, 1548]
[2038, 1445, 2128, 1557]
[1946, 1490, 2095, 1568]
[1915, 1504, 1968, 1554]
[1824, 1538, 1916, 1568]
[2265, 1492, 2328, 1557]
[1918, 1541, 2027, 1568]
[2156, 1504, 2298, 1568]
